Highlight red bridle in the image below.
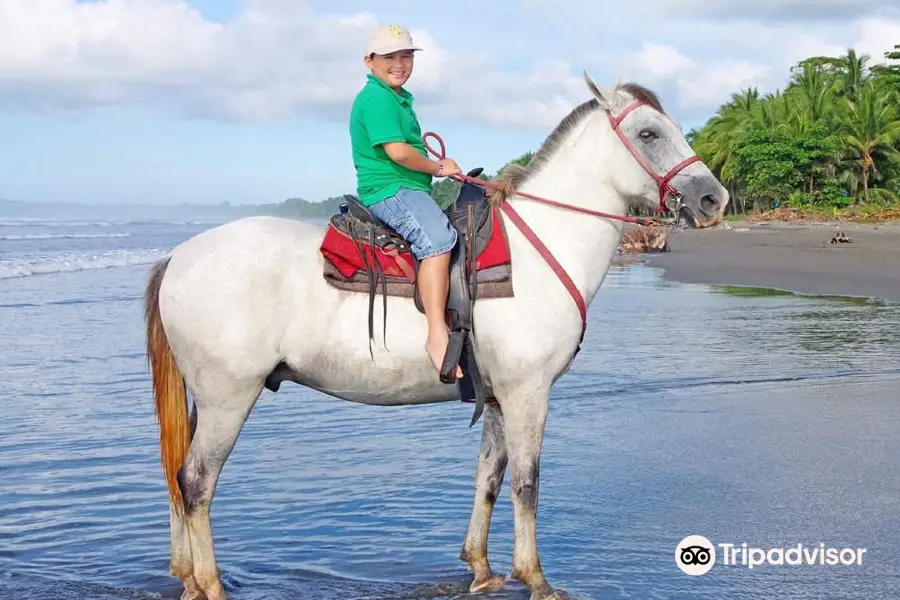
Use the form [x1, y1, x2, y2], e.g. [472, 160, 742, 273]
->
[606, 100, 701, 214]
[422, 99, 701, 351]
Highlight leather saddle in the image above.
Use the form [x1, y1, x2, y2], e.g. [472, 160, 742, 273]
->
[325, 168, 498, 424]
[333, 167, 495, 286]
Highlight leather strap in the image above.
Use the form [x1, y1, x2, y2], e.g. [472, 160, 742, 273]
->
[499, 201, 586, 345]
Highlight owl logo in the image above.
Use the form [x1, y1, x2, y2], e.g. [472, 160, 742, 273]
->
[388, 25, 404, 36]
[675, 535, 716, 576]
[680, 545, 712, 566]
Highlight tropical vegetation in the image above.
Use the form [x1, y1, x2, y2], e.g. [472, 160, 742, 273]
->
[690, 44, 900, 216]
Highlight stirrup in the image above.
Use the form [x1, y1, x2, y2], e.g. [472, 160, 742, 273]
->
[439, 330, 466, 384]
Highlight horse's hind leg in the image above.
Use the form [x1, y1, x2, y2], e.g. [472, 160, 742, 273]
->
[460, 402, 508, 593]
[171, 404, 204, 599]
[178, 380, 262, 600]
[170, 504, 204, 599]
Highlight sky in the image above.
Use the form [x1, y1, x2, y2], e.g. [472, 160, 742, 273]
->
[2, 0, 899, 206]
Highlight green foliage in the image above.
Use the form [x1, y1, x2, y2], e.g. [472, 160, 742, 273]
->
[691, 43, 900, 213]
[255, 195, 344, 218]
[731, 124, 838, 205]
[432, 151, 532, 209]
[432, 177, 462, 210]
[817, 178, 851, 208]
[871, 44, 900, 97]
[509, 151, 534, 167]
[282, 196, 345, 216]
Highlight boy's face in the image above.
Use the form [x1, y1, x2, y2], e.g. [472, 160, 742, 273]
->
[365, 50, 415, 90]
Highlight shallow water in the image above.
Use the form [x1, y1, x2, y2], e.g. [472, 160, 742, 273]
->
[2, 217, 899, 599]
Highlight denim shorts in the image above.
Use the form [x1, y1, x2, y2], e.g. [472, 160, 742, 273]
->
[368, 187, 457, 260]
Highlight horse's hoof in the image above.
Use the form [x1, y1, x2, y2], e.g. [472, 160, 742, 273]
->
[530, 585, 568, 600]
[470, 572, 506, 593]
[533, 592, 567, 600]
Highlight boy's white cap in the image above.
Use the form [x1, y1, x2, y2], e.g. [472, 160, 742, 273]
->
[366, 24, 422, 55]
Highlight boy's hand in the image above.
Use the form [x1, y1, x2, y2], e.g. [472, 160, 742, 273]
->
[382, 141, 461, 178]
[436, 158, 461, 178]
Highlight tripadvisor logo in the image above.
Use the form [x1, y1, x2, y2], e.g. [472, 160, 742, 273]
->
[675, 535, 715, 575]
[675, 535, 867, 575]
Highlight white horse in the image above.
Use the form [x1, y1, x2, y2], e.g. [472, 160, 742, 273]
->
[144, 73, 728, 600]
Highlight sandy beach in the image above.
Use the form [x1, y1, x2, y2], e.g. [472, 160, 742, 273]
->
[641, 220, 900, 303]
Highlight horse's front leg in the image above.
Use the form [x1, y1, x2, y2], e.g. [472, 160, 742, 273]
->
[501, 385, 560, 600]
[460, 401, 508, 592]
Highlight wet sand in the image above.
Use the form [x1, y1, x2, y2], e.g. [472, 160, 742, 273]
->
[641, 220, 900, 303]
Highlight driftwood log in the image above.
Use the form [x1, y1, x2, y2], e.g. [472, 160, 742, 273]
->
[618, 224, 669, 253]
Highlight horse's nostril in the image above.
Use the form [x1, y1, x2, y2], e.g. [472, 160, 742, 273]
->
[700, 194, 719, 214]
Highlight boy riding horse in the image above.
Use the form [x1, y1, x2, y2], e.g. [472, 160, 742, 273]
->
[349, 24, 464, 380]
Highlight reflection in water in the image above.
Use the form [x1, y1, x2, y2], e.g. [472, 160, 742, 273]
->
[1, 228, 899, 600]
[711, 284, 900, 357]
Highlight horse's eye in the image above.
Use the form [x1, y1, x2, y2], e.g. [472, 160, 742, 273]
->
[639, 129, 658, 140]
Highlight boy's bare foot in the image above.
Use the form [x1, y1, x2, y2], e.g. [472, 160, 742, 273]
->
[426, 328, 463, 380]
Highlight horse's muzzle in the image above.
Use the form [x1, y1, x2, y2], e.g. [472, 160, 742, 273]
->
[678, 177, 729, 228]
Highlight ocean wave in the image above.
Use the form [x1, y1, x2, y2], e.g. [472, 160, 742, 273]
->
[0, 249, 169, 280]
[0, 233, 131, 241]
[0, 220, 117, 228]
[0, 219, 222, 228]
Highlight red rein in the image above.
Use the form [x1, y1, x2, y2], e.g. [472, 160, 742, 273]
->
[421, 99, 700, 349]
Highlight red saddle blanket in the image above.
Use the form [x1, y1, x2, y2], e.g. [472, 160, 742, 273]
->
[319, 208, 514, 299]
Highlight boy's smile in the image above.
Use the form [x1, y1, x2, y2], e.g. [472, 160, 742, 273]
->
[365, 50, 415, 90]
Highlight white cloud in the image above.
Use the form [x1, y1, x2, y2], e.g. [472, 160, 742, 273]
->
[0, 0, 898, 130]
[0, 0, 379, 119]
[615, 43, 772, 116]
[665, 0, 894, 22]
[854, 16, 900, 61]
[0, 0, 587, 129]
[626, 43, 696, 82]
[571, 9, 900, 119]
[521, 0, 895, 24]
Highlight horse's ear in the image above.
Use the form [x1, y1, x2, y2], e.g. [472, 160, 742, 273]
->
[583, 70, 613, 109]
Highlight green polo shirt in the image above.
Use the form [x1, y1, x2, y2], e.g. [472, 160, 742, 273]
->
[349, 74, 433, 206]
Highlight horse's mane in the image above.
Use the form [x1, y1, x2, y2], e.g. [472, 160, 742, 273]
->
[485, 82, 664, 206]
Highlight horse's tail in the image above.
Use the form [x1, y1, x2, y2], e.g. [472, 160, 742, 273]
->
[144, 257, 191, 514]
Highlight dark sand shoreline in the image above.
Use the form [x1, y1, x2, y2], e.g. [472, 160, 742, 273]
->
[638, 220, 900, 303]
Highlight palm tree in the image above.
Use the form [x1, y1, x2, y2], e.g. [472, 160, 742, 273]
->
[838, 81, 900, 203]
[730, 87, 760, 113]
[835, 48, 871, 103]
[693, 88, 759, 177]
[871, 44, 900, 100]
[790, 61, 833, 123]
[754, 90, 794, 131]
